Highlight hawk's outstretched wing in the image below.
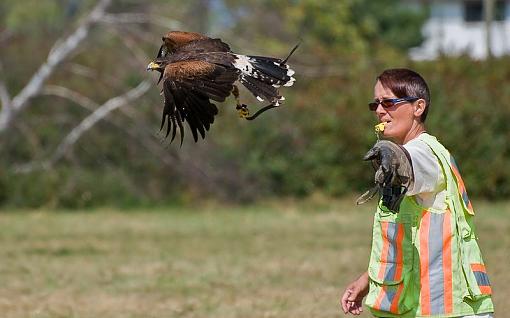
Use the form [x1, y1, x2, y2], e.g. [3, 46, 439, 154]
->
[161, 60, 238, 144]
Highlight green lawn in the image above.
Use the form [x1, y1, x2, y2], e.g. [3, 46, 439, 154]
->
[0, 199, 507, 317]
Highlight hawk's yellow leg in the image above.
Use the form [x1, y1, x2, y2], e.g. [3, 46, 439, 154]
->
[232, 85, 250, 118]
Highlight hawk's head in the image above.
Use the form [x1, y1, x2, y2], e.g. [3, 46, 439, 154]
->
[147, 59, 169, 85]
[146, 59, 168, 72]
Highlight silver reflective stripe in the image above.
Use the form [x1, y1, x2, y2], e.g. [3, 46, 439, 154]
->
[384, 222, 398, 281]
[473, 271, 491, 286]
[378, 288, 397, 312]
[428, 213, 445, 315]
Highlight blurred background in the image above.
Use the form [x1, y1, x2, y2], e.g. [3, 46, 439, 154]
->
[0, 0, 509, 317]
[1, 0, 509, 208]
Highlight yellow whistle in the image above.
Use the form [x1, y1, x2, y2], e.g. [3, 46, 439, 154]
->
[374, 122, 386, 133]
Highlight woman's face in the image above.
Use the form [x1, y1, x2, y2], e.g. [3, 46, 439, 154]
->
[373, 80, 419, 144]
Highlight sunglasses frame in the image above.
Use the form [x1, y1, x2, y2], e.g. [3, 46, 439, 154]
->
[368, 97, 419, 111]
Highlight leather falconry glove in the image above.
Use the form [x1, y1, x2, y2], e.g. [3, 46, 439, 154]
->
[356, 140, 414, 213]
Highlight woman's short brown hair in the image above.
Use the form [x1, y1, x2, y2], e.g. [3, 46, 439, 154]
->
[377, 68, 430, 122]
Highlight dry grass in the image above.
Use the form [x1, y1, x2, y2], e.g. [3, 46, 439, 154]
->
[0, 199, 507, 317]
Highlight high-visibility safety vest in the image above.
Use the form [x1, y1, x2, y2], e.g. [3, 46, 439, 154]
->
[365, 134, 494, 317]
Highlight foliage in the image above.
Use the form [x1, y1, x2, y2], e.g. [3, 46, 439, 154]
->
[1, 0, 508, 208]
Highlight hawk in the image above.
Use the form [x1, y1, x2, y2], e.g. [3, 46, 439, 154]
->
[147, 31, 297, 144]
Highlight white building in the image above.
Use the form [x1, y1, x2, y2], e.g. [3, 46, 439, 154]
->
[409, 0, 510, 60]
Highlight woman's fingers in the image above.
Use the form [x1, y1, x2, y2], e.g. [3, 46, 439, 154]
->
[340, 289, 352, 313]
[348, 301, 363, 315]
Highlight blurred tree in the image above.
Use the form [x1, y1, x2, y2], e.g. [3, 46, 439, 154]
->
[4, 1, 506, 208]
[351, 0, 428, 51]
[211, 0, 429, 198]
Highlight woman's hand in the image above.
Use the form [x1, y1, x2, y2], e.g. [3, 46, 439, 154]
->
[340, 272, 369, 315]
[361, 140, 413, 212]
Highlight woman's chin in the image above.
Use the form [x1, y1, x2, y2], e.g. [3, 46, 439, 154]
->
[382, 128, 393, 138]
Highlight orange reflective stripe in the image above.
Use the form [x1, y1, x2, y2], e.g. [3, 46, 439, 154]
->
[451, 163, 465, 191]
[394, 224, 404, 281]
[471, 264, 486, 272]
[420, 210, 431, 315]
[466, 198, 473, 212]
[378, 222, 390, 280]
[471, 263, 492, 295]
[442, 209, 453, 314]
[479, 285, 492, 294]
[373, 285, 401, 313]
[373, 286, 386, 310]
[450, 157, 474, 215]
[390, 283, 405, 313]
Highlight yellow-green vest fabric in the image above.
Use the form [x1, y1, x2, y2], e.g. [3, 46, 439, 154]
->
[365, 134, 494, 317]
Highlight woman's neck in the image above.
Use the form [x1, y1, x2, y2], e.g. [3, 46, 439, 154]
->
[401, 123, 426, 144]
[391, 122, 426, 145]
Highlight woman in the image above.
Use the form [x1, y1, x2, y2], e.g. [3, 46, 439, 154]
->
[340, 69, 494, 317]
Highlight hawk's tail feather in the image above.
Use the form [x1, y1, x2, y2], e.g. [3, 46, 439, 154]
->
[281, 42, 300, 65]
[233, 54, 295, 90]
[239, 74, 284, 105]
[248, 56, 295, 83]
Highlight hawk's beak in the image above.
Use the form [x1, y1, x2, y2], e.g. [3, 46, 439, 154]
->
[147, 61, 160, 71]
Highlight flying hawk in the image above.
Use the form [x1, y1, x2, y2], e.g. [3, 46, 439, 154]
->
[147, 31, 297, 144]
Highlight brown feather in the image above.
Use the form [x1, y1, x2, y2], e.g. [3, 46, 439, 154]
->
[162, 31, 209, 50]
[176, 39, 231, 54]
[158, 32, 231, 59]
[163, 60, 217, 80]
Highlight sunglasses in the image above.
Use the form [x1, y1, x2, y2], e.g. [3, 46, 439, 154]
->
[368, 97, 419, 111]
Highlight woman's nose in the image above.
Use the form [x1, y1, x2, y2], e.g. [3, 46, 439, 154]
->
[375, 103, 386, 116]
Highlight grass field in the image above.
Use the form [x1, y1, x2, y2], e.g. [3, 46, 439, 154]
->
[0, 199, 507, 317]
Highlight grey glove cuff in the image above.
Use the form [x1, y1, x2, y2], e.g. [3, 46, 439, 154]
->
[398, 144, 414, 191]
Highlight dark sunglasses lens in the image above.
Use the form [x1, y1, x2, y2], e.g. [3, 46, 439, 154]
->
[369, 100, 394, 111]
[381, 100, 395, 107]
[368, 102, 378, 111]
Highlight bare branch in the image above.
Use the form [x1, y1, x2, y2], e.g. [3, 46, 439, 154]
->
[50, 80, 151, 166]
[42, 85, 100, 111]
[0, 0, 112, 133]
[106, 26, 152, 69]
[67, 63, 99, 79]
[0, 64, 11, 109]
[13, 80, 151, 174]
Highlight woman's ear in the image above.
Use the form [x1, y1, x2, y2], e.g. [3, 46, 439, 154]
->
[414, 99, 426, 118]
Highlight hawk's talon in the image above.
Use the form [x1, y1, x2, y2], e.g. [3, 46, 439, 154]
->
[236, 104, 250, 118]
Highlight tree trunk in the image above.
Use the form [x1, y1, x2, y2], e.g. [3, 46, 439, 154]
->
[484, 0, 494, 59]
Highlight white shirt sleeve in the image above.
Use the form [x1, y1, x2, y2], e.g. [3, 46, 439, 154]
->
[403, 138, 444, 196]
